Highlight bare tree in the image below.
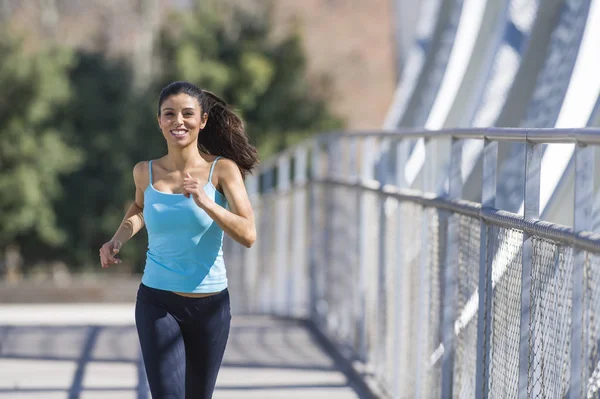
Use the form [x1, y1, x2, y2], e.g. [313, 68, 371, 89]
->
[39, 0, 59, 35]
[133, 0, 160, 91]
[0, 0, 11, 21]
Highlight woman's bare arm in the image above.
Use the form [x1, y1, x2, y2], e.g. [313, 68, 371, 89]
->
[185, 158, 256, 248]
[100, 162, 147, 267]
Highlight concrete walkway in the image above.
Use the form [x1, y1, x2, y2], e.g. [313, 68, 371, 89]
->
[0, 304, 367, 399]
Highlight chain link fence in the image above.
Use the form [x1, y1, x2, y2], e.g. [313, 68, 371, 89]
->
[224, 130, 600, 398]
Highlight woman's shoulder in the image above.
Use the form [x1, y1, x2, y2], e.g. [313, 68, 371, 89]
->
[213, 156, 238, 174]
[133, 160, 153, 188]
[133, 160, 150, 175]
[213, 157, 243, 187]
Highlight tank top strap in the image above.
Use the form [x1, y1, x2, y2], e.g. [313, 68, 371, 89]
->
[208, 156, 222, 183]
[148, 160, 153, 186]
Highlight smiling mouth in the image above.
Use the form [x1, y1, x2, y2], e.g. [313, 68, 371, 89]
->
[170, 129, 188, 137]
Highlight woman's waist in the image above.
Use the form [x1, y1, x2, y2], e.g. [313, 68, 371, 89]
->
[137, 282, 229, 304]
[146, 241, 222, 259]
[141, 260, 228, 293]
[145, 252, 224, 273]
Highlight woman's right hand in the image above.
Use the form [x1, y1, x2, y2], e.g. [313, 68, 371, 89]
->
[99, 240, 122, 268]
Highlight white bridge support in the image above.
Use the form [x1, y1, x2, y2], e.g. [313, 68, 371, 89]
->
[229, 128, 600, 398]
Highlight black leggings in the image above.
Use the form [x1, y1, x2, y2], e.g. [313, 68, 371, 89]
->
[135, 283, 231, 399]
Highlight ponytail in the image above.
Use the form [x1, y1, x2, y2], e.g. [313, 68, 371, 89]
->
[198, 90, 259, 178]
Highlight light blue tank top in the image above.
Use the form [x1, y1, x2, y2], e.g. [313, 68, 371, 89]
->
[141, 157, 228, 293]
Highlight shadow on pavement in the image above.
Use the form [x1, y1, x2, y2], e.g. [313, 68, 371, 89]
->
[0, 316, 373, 398]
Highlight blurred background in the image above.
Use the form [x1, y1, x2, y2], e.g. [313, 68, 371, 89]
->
[2, 0, 600, 397]
[2, 0, 599, 300]
[0, 0, 398, 301]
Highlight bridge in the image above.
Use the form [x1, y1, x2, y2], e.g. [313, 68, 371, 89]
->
[225, 128, 600, 399]
[0, 304, 370, 398]
[3, 0, 600, 398]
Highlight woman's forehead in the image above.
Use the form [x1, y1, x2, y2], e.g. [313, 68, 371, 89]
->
[161, 93, 200, 109]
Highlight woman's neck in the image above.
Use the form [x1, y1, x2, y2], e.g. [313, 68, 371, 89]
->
[165, 144, 204, 171]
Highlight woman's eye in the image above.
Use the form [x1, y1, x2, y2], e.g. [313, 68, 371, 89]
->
[165, 112, 174, 116]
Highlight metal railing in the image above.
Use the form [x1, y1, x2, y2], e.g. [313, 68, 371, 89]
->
[224, 128, 600, 398]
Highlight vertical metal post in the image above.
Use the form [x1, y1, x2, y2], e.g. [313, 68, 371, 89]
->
[375, 138, 390, 382]
[309, 140, 323, 324]
[263, 167, 275, 193]
[440, 137, 464, 397]
[348, 137, 358, 176]
[259, 169, 274, 313]
[475, 139, 497, 398]
[244, 174, 260, 314]
[291, 146, 308, 317]
[393, 138, 410, 399]
[339, 138, 353, 339]
[518, 140, 542, 399]
[568, 142, 594, 399]
[414, 138, 430, 398]
[395, 139, 409, 189]
[348, 137, 362, 350]
[275, 155, 290, 315]
[260, 166, 276, 313]
[593, 145, 600, 233]
[357, 136, 375, 362]
[325, 138, 342, 332]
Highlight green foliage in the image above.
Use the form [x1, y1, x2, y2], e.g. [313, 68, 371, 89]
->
[55, 52, 163, 270]
[0, 33, 81, 251]
[0, 1, 342, 271]
[157, 0, 342, 158]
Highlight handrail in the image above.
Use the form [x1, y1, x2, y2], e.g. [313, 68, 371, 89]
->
[311, 177, 600, 253]
[256, 127, 600, 171]
[256, 174, 600, 253]
[240, 125, 600, 398]
[323, 127, 600, 143]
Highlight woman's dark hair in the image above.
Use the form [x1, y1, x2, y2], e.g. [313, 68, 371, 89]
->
[157, 81, 259, 178]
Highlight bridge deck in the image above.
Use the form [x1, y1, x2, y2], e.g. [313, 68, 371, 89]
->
[0, 304, 365, 399]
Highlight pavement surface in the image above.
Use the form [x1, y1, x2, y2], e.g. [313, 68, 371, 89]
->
[0, 304, 366, 399]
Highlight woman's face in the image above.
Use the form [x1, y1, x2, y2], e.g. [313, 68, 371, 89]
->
[157, 93, 208, 147]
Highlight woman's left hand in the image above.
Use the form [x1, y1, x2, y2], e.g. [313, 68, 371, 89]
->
[183, 172, 212, 209]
